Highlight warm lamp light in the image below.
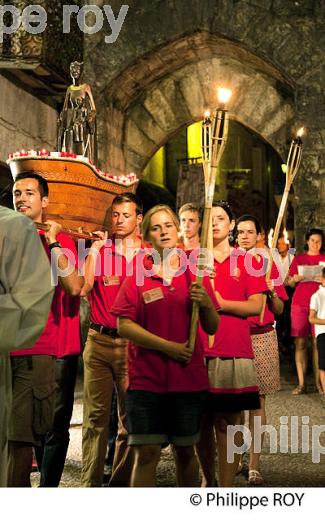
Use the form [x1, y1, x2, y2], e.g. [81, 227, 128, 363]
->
[217, 87, 232, 105]
[297, 127, 304, 138]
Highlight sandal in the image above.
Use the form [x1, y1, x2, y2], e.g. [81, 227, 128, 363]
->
[236, 458, 243, 475]
[292, 385, 306, 395]
[248, 469, 264, 486]
[315, 385, 324, 395]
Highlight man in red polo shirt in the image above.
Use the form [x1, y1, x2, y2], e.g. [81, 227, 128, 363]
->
[8, 171, 83, 487]
[80, 192, 143, 487]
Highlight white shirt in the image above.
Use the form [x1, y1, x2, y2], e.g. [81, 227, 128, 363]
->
[310, 285, 325, 337]
[277, 252, 295, 283]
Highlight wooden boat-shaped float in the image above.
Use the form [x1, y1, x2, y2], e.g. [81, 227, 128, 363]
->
[7, 150, 138, 234]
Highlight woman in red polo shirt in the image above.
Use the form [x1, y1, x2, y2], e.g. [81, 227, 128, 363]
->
[111, 204, 219, 487]
[287, 228, 325, 395]
[196, 201, 266, 487]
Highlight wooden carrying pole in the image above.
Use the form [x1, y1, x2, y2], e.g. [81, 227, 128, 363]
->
[188, 104, 230, 352]
[259, 130, 304, 322]
[36, 222, 101, 241]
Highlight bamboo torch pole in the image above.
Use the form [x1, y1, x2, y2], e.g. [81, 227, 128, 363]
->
[259, 127, 304, 322]
[188, 88, 232, 352]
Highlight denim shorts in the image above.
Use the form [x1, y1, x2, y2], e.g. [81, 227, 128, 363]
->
[125, 389, 207, 446]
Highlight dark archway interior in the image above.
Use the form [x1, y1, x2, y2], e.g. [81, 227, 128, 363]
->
[138, 119, 291, 234]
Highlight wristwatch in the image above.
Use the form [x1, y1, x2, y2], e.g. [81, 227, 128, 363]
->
[49, 241, 62, 251]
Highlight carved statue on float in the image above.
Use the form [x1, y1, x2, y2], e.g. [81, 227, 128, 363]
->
[8, 61, 138, 235]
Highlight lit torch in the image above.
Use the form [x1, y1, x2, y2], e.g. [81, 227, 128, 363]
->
[259, 127, 304, 321]
[188, 87, 232, 351]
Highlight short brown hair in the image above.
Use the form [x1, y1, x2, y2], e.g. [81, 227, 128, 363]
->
[179, 203, 202, 222]
[112, 192, 143, 215]
[14, 171, 49, 198]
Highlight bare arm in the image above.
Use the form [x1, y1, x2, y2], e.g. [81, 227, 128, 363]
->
[45, 220, 84, 297]
[117, 317, 192, 364]
[268, 293, 284, 316]
[286, 274, 304, 288]
[266, 280, 284, 316]
[309, 308, 325, 325]
[215, 292, 264, 318]
[79, 232, 107, 297]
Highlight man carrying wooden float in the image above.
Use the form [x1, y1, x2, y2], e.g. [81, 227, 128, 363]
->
[80, 192, 143, 487]
[8, 172, 83, 487]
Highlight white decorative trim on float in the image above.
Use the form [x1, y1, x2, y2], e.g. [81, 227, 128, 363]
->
[7, 150, 138, 187]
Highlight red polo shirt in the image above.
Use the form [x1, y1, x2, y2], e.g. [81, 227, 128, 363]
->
[89, 239, 145, 328]
[289, 253, 325, 307]
[206, 250, 267, 358]
[248, 260, 288, 330]
[58, 292, 81, 358]
[111, 267, 219, 393]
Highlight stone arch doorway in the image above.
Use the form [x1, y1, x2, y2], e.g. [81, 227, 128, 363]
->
[86, 2, 324, 250]
[99, 33, 295, 178]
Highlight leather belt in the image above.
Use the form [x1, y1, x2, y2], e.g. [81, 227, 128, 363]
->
[90, 322, 120, 339]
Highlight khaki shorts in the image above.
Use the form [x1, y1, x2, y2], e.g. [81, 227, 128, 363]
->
[9, 355, 57, 446]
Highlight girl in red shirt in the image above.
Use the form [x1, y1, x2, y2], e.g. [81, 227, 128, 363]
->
[196, 201, 266, 487]
[111, 204, 219, 487]
[287, 228, 325, 394]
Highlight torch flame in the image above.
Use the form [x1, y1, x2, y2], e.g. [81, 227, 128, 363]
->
[268, 228, 274, 249]
[204, 110, 211, 119]
[217, 87, 232, 105]
[297, 127, 304, 138]
[283, 227, 290, 245]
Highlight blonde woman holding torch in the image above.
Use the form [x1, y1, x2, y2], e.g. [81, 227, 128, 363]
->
[111, 204, 219, 487]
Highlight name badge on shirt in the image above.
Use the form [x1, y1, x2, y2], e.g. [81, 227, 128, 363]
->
[232, 267, 241, 280]
[142, 287, 164, 304]
[103, 275, 120, 286]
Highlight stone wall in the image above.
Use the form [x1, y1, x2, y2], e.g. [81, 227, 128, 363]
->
[0, 74, 57, 162]
[84, 0, 325, 250]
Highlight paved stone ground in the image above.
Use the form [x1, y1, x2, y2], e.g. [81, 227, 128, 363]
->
[31, 353, 325, 488]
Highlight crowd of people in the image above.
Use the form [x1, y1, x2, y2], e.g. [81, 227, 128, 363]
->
[1, 171, 325, 488]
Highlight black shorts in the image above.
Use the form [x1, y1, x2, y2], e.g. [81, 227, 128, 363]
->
[125, 389, 207, 446]
[317, 333, 325, 371]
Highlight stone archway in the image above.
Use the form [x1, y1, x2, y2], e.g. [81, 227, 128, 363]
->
[98, 33, 294, 176]
[85, 2, 325, 250]
[123, 57, 294, 174]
